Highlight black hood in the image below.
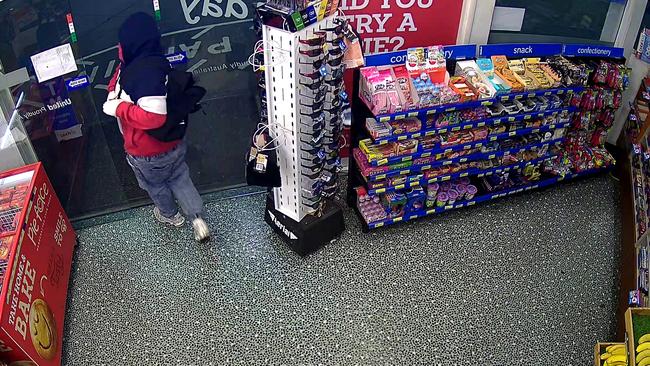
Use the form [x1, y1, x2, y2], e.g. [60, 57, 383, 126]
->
[118, 12, 163, 66]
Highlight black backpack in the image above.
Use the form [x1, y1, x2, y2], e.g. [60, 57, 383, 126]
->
[146, 70, 206, 142]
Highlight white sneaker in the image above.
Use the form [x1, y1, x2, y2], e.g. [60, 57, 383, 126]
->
[192, 217, 211, 242]
[154, 207, 185, 227]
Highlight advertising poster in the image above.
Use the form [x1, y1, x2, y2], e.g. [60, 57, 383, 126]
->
[339, 0, 465, 54]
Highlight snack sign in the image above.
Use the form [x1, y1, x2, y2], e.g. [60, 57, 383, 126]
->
[340, 0, 464, 54]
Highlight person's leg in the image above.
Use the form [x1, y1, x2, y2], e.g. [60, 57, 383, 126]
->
[165, 143, 210, 241]
[126, 154, 184, 226]
[166, 143, 204, 218]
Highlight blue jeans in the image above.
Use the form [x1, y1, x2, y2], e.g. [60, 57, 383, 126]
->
[127, 142, 204, 219]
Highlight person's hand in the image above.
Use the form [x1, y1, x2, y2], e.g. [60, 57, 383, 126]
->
[107, 90, 118, 101]
[103, 99, 126, 117]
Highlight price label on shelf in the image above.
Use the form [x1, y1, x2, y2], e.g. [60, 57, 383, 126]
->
[412, 133, 421, 138]
[409, 112, 419, 117]
[452, 126, 461, 132]
[379, 116, 390, 122]
[395, 184, 405, 190]
[446, 107, 456, 112]
[477, 122, 485, 127]
[397, 135, 408, 141]
[395, 114, 405, 120]
[509, 131, 517, 136]
[528, 93, 535, 98]
[515, 94, 524, 99]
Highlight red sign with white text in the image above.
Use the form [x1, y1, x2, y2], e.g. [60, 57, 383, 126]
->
[0, 163, 76, 366]
[340, 0, 465, 54]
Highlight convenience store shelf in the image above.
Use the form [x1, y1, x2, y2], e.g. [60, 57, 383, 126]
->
[364, 167, 611, 229]
[370, 107, 575, 145]
[368, 121, 570, 166]
[362, 138, 565, 182]
[367, 155, 557, 195]
[373, 86, 583, 122]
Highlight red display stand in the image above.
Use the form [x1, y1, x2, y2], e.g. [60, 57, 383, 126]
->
[0, 163, 76, 366]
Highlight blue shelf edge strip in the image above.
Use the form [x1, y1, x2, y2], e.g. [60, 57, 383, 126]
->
[373, 87, 583, 122]
[364, 43, 624, 67]
[367, 167, 611, 229]
[370, 122, 570, 167]
[368, 155, 556, 195]
[366, 138, 565, 182]
[371, 107, 575, 145]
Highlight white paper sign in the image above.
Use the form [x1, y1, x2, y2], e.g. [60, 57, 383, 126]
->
[30, 44, 78, 83]
[491, 6, 526, 32]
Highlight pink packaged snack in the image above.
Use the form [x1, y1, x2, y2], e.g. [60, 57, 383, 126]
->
[393, 65, 419, 110]
[379, 68, 403, 114]
[436, 192, 449, 207]
[456, 184, 467, 199]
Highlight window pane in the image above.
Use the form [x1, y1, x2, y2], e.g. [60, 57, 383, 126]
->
[489, 0, 627, 45]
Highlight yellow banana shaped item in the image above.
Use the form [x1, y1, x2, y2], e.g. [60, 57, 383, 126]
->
[610, 348, 627, 356]
[605, 355, 627, 364]
[602, 352, 612, 360]
[639, 343, 650, 353]
[637, 349, 650, 363]
[609, 345, 626, 352]
[640, 334, 650, 344]
[640, 356, 650, 366]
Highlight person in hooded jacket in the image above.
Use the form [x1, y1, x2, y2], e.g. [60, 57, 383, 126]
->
[103, 12, 210, 242]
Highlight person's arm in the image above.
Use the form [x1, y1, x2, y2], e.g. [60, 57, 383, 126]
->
[107, 64, 121, 93]
[115, 94, 167, 130]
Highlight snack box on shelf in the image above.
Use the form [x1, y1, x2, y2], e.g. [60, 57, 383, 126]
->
[594, 342, 627, 366]
[491, 55, 525, 92]
[455, 60, 497, 100]
[476, 58, 512, 95]
[508, 59, 540, 91]
[524, 58, 558, 89]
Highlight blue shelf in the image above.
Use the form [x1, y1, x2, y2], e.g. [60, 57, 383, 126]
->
[369, 122, 570, 167]
[373, 86, 583, 122]
[368, 155, 556, 195]
[366, 167, 611, 229]
[371, 107, 575, 145]
[364, 138, 565, 182]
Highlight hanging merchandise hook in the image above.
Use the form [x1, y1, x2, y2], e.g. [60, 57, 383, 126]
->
[248, 39, 290, 73]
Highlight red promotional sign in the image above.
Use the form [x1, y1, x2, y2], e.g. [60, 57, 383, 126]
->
[0, 163, 76, 366]
[340, 0, 465, 54]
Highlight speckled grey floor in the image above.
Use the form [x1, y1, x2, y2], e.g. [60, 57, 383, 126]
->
[63, 175, 621, 366]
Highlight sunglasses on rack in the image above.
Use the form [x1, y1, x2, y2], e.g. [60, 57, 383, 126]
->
[299, 99, 325, 110]
[299, 49, 324, 58]
[299, 109, 326, 120]
[329, 66, 345, 79]
[299, 88, 326, 101]
[299, 80, 325, 91]
[302, 161, 325, 172]
[328, 46, 345, 57]
[303, 198, 324, 210]
[299, 57, 326, 70]
[323, 78, 343, 88]
[300, 70, 324, 80]
[300, 134, 325, 147]
[299, 36, 325, 47]
[328, 54, 345, 67]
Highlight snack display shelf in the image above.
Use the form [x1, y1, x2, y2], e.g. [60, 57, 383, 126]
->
[373, 86, 584, 122]
[370, 107, 576, 145]
[363, 167, 610, 229]
[362, 138, 565, 182]
[368, 121, 570, 167]
[367, 154, 557, 195]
